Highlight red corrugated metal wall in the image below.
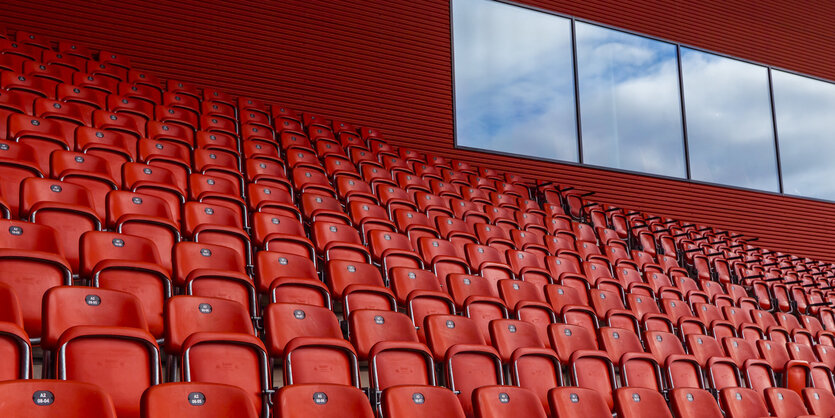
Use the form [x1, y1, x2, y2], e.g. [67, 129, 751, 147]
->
[4, 0, 835, 260]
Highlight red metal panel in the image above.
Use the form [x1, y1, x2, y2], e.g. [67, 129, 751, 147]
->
[4, 0, 835, 260]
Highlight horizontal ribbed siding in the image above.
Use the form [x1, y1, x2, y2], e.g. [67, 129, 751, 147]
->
[3, 0, 835, 260]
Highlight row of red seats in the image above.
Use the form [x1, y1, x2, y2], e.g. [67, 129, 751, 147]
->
[9, 201, 832, 416]
[7, 275, 834, 418]
[0, 380, 257, 418]
[18, 378, 835, 418]
[9, 125, 835, 418]
[4, 26, 835, 418]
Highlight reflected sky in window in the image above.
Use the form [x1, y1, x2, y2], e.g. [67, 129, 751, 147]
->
[681, 48, 779, 192]
[452, 0, 577, 162]
[576, 23, 685, 177]
[773, 70, 835, 200]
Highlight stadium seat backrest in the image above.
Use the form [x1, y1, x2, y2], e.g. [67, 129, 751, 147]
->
[274, 384, 374, 418]
[0, 379, 117, 418]
[140, 382, 257, 418]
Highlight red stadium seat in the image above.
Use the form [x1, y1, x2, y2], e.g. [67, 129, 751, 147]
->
[108, 94, 153, 121]
[381, 385, 465, 418]
[247, 184, 299, 220]
[472, 386, 547, 418]
[548, 323, 598, 364]
[548, 387, 611, 417]
[180, 332, 271, 417]
[265, 303, 359, 388]
[311, 221, 371, 263]
[197, 131, 239, 160]
[139, 139, 191, 188]
[425, 314, 486, 361]
[0, 379, 117, 418]
[669, 388, 724, 418]
[402, 294, 456, 344]
[370, 341, 436, 396]
[417, 237, 470, 282]
[202, 114, 237, 138]
[74, 127, 136, 183]
[105, 190, 179, 271]
[163, 295, 254, 380]
[509, 347, 562, 412]
[140, 382, 257, 418]
[41, 286, 146, 377]
[367, 230, 423, 275]
[0, 219, 72, 339]
[489, 319, 546, 363]
[193, 149, 242, 191]
[2, 72, 57, 100]
[300, 192, 351, 225]
[0, 140, 42, 218]
[445, 343, 504, 417]
[263, 302, 342, 358]
[615, 387, 673, 418]
[49, 150, 117, 220]
[20, 178, 102, 271]
[80, 231, 171, 338]
[719, 387, 769, 418]
[274, 384, 374, 418]
[763, 387, 810, 417]
[348, 309, 420, 360]
[55, 326, 160, 418]
[324, 260, 392, 315]
[74, 72, 118, 95]
[96, 110, 146, 140]
[255, 250, 318, 294]
[187, 174, 246, 226]
[802, 387, 835, 416]
[268, 277, 332, 309]
[569, 350, 618, 410]
[182, 201, 250, 267]
[35, 98, 92, 126]
[121, 163, 185, 224]
[173, 242, 257, 320]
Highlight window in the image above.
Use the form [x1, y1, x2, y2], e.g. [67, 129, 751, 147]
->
[772, 70, 835, 200]
[452, 0, 578, 162]
[450, 0, 835, 201]
[680, 48, 779, 192]
[576, 22, 685, 177]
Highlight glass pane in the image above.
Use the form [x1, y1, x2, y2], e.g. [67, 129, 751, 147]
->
[680, 48, 779, 191]
[576, 22, 685, 177]
[452, 0, 577, 161]
[773, 70, 835, 200]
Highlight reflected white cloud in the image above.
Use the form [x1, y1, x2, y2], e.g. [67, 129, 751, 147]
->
[450, 0, 812, 198]
[576, 22, 685, 178]
[452, 0, 577, 161]
[772, 70, 835, 200]
[681, 48, 779, 192]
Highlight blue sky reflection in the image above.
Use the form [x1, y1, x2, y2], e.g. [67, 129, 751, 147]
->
[576, 22, 685, 177]
[772, 70, 835, 200]
[452, 0, 578, 161]
[681, 48, 779, 192]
